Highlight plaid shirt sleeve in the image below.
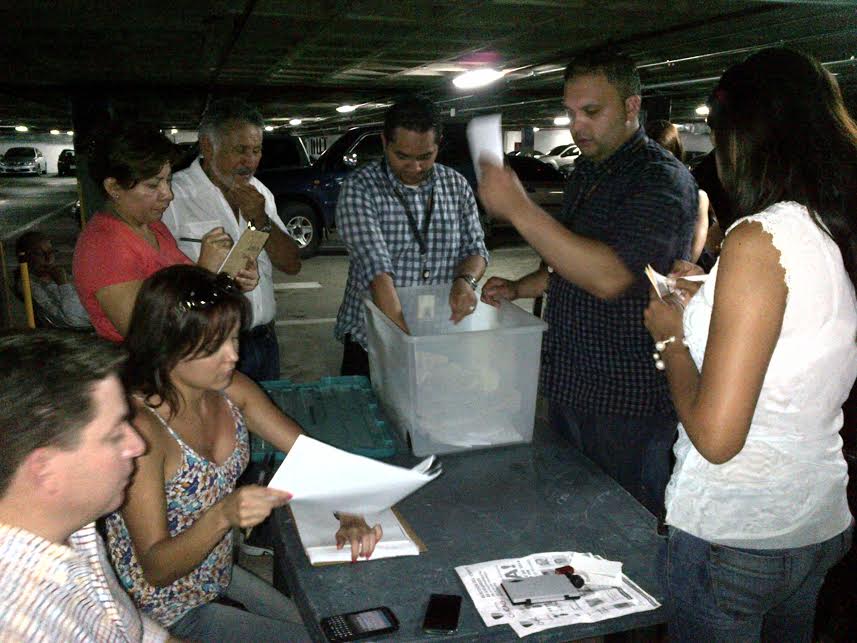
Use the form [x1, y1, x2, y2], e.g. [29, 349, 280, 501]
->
[606, 160, 698, 275]
[453, 173, 489, 264]
[337, 172, 396, 285]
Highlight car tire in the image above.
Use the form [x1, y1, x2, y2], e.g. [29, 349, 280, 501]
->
[279, 202, 321, 259]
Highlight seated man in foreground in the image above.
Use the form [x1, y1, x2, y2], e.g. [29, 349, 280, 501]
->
[0, 331, 171, 642]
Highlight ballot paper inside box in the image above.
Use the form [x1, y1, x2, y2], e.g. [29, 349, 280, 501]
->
[365, 284, 547, 456]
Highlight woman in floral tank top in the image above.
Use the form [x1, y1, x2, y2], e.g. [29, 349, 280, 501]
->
[107, 265, 382, 642]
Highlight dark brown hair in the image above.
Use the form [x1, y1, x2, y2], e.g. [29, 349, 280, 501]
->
[564, 50, 640, 99]
[88, 121, 177, 196]
[707, 48, 857, 288]
[122, 265, 250, 415]
[0, 331, 124, 496]
[645, 120, 684, 163]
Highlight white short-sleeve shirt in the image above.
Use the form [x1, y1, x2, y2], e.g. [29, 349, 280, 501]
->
[162, 158, 286, 327]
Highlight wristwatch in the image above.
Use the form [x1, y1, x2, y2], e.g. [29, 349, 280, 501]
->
[249, 217, 272, 233]
[454, 273, 479, 291]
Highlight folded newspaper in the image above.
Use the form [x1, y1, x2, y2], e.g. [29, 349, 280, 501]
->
[456, 552, 660, 638]
[290, 505, 420, 565]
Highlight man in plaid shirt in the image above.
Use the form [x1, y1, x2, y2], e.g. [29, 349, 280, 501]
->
[335, 97, 489, 377]
[0, 332, 170, 642]
[478, 52, 698, 518]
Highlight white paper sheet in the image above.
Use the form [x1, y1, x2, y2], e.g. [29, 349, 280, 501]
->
[267, 435, 440, 514]
[290, 504, 420, 564]
[466, 113, 503, 181]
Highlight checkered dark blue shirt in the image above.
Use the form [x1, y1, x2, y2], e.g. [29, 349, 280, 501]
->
[541, 128, 698, 416]
[335, 160, 488, 348]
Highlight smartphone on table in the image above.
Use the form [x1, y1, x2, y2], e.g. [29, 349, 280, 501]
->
[320, 606, 398, 642]
[422, 593, 463, 634]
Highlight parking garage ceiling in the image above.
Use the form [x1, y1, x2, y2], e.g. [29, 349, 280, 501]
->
[0, 0, 855, 136]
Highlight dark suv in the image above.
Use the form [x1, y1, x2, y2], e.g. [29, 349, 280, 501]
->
[256, 124, 565, 257]
[57, 149, 76, 176]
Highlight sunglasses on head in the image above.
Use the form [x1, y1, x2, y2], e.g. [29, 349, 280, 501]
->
[175, 273, 239, 315]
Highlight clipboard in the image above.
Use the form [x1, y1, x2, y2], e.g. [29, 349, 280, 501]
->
[218, 228, 270, 277]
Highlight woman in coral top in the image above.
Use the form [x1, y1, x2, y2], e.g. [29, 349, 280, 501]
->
[73, 122, 257, 341]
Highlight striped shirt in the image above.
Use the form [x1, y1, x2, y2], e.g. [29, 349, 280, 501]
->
[0, 522, 167, 642]
[335, 160, 489, 348]
[542, 127, 698, 415]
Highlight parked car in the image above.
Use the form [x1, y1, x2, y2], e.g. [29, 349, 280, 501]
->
[0, 147, 47, 175]
[57, 149, 76, 176]
[539, 143, 580, 174]
[256, 124, 566, 257]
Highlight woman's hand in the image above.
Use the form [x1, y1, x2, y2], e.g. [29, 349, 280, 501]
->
[218, 485, 292, 529]
[197, 227, 233, 272]
[480, 276, 519, 307]
[234, 257, 260, 292]
[643, 288, 686, 343]
[668, 259, 705, 279]
[335, 513, 383, 562]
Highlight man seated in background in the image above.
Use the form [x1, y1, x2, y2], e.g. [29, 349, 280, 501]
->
[0, 331, 172, 642]
[15, 230, 92, 329]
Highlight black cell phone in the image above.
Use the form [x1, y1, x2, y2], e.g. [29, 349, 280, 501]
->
[422, 593, 462, 634]
[320, 606, 399, 642]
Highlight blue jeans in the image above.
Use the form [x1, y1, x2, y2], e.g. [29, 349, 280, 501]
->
[169, 565, 310, 642]
[660, 525, 853, 642]
[238, 321, 281, 382]
[549, 403, 676, 517]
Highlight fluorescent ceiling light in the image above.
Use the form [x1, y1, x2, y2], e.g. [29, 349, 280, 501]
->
[264, 125, 274, 132]
[67, 131, 73, 136]
[50, 129, 60, 135]
[289, 118, 302, 126]
[336, 104, 358, 113]
[170, 128, 178, 134]
[532, 127, 540, 132]
[453, 68, 503, 89]
[14, 125, 28, 132]
[553, 116, 570, 126]
[695, 105, 710, 116]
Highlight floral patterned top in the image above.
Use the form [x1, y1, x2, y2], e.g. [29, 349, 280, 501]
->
[106, 394, 250, 627]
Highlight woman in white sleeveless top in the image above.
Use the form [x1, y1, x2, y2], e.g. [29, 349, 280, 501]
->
[643, 48, 857, 642]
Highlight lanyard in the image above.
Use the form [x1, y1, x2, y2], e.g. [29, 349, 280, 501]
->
[391, 184, 435, 257]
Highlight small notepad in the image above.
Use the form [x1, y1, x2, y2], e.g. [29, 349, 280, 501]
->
[218, 228, 270, 277]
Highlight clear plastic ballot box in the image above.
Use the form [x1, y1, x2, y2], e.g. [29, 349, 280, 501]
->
[365, 284, 548, 456]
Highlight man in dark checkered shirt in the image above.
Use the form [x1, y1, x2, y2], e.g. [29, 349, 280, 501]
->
[334, 97, 489, 377]
[478, 52, 698, 518]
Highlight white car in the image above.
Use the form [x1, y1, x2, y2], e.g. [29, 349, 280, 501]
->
[540, 143, 580, 175]
[0, 147, 47, 175]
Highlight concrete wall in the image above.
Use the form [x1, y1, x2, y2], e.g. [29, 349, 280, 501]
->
[0, 134, 75, 174]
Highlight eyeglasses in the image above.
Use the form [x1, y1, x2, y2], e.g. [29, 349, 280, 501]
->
[175, 273, 239, 315]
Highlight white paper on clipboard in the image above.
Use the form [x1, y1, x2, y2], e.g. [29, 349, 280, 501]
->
[466, 114, 503, 182]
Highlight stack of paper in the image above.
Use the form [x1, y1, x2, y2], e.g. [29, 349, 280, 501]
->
[290, 505, 420, 565]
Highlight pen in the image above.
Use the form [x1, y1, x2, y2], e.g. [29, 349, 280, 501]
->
[179, 236, 203, 243]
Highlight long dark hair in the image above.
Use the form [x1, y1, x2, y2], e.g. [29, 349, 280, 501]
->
[707, 48, 857, 289]
[123, 265, 250, 415]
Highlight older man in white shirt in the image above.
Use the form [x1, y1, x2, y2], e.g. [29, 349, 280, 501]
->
[163, 98, 300, 382]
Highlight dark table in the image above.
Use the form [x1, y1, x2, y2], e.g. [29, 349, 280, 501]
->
[273, 419, 665, 641]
